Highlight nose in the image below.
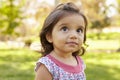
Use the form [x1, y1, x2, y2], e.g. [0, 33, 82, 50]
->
[69, 31, 77, 39]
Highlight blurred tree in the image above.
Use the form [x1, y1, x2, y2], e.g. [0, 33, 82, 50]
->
[0, 0, 24, 40]
[60, 0, 78, 3]
[116, 0, 120, 52]
[54, 0, 78, 5]
[80, 0, 111, 39]
[14, 0, 54, 45]
[116, 0, 120, 25]
[55, 0, 59, 4]
[117, 0, 120, 12]
[106, 0, 120, 26]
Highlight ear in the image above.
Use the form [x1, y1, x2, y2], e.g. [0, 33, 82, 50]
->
[46, 33, 52, 43]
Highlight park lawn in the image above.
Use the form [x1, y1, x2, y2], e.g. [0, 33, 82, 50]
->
[0, 49, 40, 80]
[0, 48, 120, 80]
[83, 52, 120, 80]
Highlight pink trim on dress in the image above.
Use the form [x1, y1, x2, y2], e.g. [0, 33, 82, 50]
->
[47, 55, 82, 73]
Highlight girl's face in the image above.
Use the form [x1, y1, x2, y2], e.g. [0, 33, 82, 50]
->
[47, 14, 85, 54]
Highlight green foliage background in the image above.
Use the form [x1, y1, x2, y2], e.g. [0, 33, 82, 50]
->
[0, 0, 120, 80]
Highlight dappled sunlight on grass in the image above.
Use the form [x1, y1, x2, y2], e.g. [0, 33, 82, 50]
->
[18, 62, 36, 71]
[85, 58, 120, 67]
[0, 49, 41, 62]
[83, 52, 120, 80]
[0, 62, 35, 80]
[85, 63, 120, 80]
[0, 48, 40, 80]
[0, 48, 120, 80]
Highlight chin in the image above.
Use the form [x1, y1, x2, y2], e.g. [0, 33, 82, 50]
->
[68, 49, 78, 53]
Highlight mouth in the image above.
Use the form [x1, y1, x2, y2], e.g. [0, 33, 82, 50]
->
[66, 42, 78, 45]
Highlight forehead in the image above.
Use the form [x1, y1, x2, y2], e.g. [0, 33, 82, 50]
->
[56, 14, 85, 27]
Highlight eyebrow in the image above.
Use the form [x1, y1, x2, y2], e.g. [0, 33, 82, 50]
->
[78, 25, 85, 29]
[58, 23, 85, 29]
[57, 23, 67, 28]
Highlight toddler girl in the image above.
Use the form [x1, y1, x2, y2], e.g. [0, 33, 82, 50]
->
[35, 2, 88, 80]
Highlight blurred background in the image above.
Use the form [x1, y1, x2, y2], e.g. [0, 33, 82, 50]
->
[0, 0, 120, 80]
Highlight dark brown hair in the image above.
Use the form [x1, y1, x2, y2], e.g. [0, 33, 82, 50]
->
[40, 2, 88, 56]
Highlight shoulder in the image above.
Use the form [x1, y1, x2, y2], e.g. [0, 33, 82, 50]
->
[35, 56, 56, 80]
[35, 56, 53, 80]
[35, 56, 52, 72]
[35, 64, 52, 80]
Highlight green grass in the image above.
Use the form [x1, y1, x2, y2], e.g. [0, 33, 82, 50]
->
[0, 48, 120, 80]
[83, 52, 120, 80]
[0, 49, 40, 80]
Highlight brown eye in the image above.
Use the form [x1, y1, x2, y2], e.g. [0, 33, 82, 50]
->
[77, 28, 83, 33]
[61, 26, 68, 32]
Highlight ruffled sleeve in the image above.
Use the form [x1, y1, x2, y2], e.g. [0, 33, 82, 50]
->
[35, 57, 55, 74]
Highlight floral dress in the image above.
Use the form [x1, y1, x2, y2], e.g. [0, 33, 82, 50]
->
[35, 54, 86, 80]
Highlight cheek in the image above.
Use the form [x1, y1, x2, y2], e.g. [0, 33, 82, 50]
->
[78, 35, 84, 43]
[52, 33, 62, 42]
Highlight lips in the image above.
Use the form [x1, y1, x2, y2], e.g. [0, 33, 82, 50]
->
[66, 42, 78, 45]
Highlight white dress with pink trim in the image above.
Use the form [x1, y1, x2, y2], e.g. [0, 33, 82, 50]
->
[35, 55, 86, 80]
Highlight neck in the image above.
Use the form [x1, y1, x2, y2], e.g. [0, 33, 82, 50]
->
[51, 50, 73, 59]
[50, 50, 77, 66]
